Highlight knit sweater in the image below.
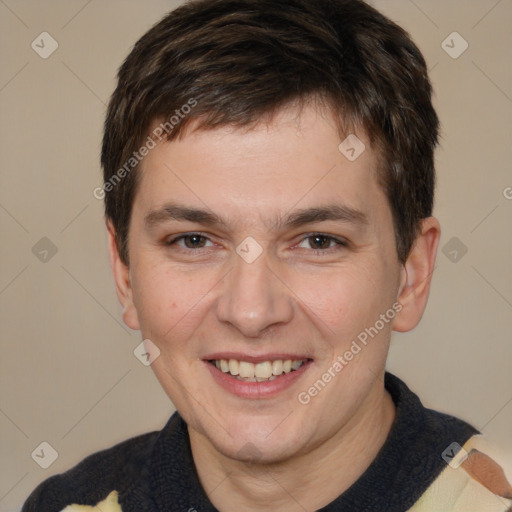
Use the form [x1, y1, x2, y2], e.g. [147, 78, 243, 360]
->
[22, 373, 512, 511]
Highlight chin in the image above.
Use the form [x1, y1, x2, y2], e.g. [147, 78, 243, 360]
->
[209, 416, 308, 465]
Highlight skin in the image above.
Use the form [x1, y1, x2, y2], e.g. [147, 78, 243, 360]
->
[108, 102, 440, 511]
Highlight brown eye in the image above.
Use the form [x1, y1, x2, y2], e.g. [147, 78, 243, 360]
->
[182, 234, 207, 248]
[308, 235, 332, 250]
[295, 233, 348, 253]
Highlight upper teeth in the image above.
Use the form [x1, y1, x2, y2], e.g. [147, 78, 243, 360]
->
[214, 359, 305, 380]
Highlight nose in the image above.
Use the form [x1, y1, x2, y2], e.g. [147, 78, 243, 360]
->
[216, 250, 294, 338]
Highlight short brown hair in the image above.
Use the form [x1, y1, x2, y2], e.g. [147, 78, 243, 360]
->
[101, 0, 439, 265]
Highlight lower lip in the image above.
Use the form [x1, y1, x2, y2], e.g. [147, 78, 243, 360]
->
[204, 360, 313, 399]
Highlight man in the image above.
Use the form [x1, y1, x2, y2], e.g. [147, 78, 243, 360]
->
[23, 0, 511, 510]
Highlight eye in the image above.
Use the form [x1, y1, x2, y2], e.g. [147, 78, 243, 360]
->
[296, 233, 348, 252]
[166, 233, 214, 250]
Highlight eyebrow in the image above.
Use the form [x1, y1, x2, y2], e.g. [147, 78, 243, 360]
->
[145, 204, 223, 229]
[144, 203, 369, 231]
[284, 205, 368, 229]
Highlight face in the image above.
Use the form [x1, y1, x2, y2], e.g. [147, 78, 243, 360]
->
[115, 103, 407, 463]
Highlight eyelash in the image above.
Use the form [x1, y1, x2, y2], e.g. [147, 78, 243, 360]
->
[296, 234, 349, 254]
[165, 232, 349, 255]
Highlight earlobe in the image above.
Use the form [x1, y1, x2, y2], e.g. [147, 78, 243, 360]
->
[107, 221, 140, 331]
[393, 217, 441, 333]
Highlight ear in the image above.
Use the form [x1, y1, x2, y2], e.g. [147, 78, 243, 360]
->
[393, 217, 441, 332]
[107, 220, 140, 331]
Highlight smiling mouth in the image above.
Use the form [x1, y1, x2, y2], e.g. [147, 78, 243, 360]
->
[208, 358, 311, 382]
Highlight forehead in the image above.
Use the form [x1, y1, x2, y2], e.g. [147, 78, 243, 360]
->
[135, 103, 390, 231]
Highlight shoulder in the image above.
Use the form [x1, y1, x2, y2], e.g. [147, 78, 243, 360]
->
[409, 434, 512, 512]
[22, 429, 160, 512]
[376, 373, 511, 511]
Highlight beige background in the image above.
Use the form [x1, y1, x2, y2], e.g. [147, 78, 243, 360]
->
[1, 1, 511, 510]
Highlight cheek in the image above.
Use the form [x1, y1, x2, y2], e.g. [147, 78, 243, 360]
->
[288, 259, 396, 339]
[131, 263, 214, 342]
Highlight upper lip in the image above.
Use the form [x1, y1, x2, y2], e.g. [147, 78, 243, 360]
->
[203, 352, 312, 364]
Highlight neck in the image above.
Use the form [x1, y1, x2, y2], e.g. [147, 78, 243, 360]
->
[189, 374, 396, 512]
